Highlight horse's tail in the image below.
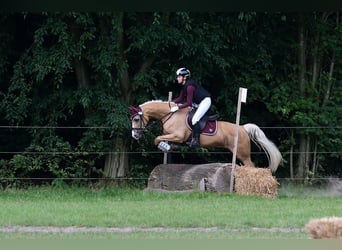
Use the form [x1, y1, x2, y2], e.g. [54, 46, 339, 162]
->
[243, 123, 282, 173]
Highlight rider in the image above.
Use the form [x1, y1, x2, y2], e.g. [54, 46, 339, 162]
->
[170, 67, 212, 148]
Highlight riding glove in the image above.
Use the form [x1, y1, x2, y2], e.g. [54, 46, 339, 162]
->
[170, 106, 179, 112]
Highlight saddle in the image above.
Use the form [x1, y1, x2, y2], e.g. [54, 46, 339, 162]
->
[186, 109, 218, 136]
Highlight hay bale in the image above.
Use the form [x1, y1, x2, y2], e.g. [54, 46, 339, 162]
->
[234, 166, 278, 198]
[305, 217, 342, 239]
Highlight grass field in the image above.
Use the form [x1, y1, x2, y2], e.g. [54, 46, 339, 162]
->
[0, 185, 341, 239]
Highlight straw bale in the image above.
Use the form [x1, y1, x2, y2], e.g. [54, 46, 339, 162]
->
[305, 217, 342, 239]
[234, 166, 278, 198]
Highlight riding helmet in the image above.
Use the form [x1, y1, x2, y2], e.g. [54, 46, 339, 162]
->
[176, 68, 191, 78]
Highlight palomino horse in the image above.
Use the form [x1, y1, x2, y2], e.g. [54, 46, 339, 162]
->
[129, 100, 282, 172]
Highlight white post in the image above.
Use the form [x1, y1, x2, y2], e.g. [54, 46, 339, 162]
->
[229, 87, 247, 193]
[163, 91, 173, 164]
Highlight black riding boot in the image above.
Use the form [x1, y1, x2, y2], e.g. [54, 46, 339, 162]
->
[190, 123, 201, 148]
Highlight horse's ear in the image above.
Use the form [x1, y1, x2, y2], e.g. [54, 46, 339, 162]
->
[128, 106, 138, 116]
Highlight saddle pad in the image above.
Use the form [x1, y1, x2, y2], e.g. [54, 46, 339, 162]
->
[186, 114, 218, 136]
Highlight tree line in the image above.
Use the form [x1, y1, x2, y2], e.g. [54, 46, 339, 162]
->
[0, 12, 341, 187]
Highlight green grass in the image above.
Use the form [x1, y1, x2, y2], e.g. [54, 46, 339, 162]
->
[0, 186, 341, 239]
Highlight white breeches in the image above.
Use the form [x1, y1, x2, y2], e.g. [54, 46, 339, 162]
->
[192, 97, 211, 125]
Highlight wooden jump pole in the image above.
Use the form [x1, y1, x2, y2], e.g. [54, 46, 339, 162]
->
[163, 91, 173, 164]
[229, 87, 247, 193]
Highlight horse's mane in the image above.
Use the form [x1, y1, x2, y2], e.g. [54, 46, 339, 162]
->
[139, 100, 168, 107]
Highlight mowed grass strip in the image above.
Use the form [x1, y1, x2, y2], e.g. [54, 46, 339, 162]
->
[0, 187, 341, 229]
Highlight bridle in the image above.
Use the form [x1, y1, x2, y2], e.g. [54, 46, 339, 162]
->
[130, 105, 175, 135]
[131, 108, 148, 131]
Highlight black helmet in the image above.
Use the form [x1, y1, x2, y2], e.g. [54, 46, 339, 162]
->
[176, 68, 191, 78]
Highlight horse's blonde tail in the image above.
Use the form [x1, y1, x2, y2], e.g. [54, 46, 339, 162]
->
[243, 123, 282, 172]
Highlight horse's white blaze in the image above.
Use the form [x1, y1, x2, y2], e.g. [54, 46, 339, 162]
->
[132, 130, 139, 140]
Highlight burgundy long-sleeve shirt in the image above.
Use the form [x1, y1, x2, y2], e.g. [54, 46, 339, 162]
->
[173, 85, 196, 109]
[173, 79, 211, 109]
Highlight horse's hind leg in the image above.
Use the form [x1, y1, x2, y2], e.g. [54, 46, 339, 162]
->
[238, 155, 255, 168]
[236, 142, 255, 168]
[226, 145, 255, 168]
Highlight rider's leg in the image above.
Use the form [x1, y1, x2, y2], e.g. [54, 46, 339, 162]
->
[190, 97, 211, 148]
[190, 122, 201, 148]
[191, 97, 211, 125]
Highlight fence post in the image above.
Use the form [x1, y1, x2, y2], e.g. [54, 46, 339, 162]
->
[163, 91, 172, 164]
[229, 87, 247, 193]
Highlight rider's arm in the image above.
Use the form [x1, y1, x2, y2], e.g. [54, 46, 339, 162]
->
[172, 90, 184, 103]
[178, 85, 195, 109]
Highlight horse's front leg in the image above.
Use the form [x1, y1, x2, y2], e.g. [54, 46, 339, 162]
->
[154, 133, 184, 145]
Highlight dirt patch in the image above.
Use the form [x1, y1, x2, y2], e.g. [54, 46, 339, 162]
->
[0, 226, 304, 234]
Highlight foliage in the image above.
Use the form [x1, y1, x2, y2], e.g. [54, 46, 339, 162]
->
[0, 12, 341, 186]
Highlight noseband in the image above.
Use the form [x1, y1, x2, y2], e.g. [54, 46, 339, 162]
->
[131, 108, 148, 131]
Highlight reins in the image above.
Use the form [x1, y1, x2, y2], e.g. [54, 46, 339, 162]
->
[131, 108, 175, 137]
[160, 111, 175, 126]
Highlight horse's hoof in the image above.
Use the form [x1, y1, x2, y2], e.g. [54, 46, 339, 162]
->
[189, 141, 201, 148]
[157, 141, 171, 152]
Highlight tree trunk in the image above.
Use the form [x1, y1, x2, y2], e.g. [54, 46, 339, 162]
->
[290, 129, 294, 179]
[298, 13, 306, 94]
[145, 163, 232, 192]
[104, 12, 167, 180]
[116, 12, 132, 104]
[104, 137, 129, 179]
[311, 139, 318, 177]
[103, 13, 170, 180]
[94, 13, 132, 180]
[296, 134, 307, 179]
[296, 13, 309, 180]
[145, 163, 278, 198]
[311, 31, 320, 88]
[322, 51, 335, 107]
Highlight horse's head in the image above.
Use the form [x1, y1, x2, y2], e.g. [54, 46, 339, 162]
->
[129, 106, 147, 140]
[129, 100, 176, 140]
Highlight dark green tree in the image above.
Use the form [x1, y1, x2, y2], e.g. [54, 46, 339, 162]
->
[0, 12, 341, 187]
[267, 12, 342, 179]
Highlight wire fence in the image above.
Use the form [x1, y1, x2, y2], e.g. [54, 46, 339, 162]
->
[0, 125, 340, 155]
[0, 125, 341, 129]
[0, 126, 341, 156]
[0, 151, 340, 156]
[0, 125, 341, 183]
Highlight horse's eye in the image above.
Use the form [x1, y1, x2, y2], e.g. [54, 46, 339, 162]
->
[133, 117, 140, 122]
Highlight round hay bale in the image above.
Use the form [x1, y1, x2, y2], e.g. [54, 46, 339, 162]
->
[305, 217, 342, 239]
[234, 166, 279, 198]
